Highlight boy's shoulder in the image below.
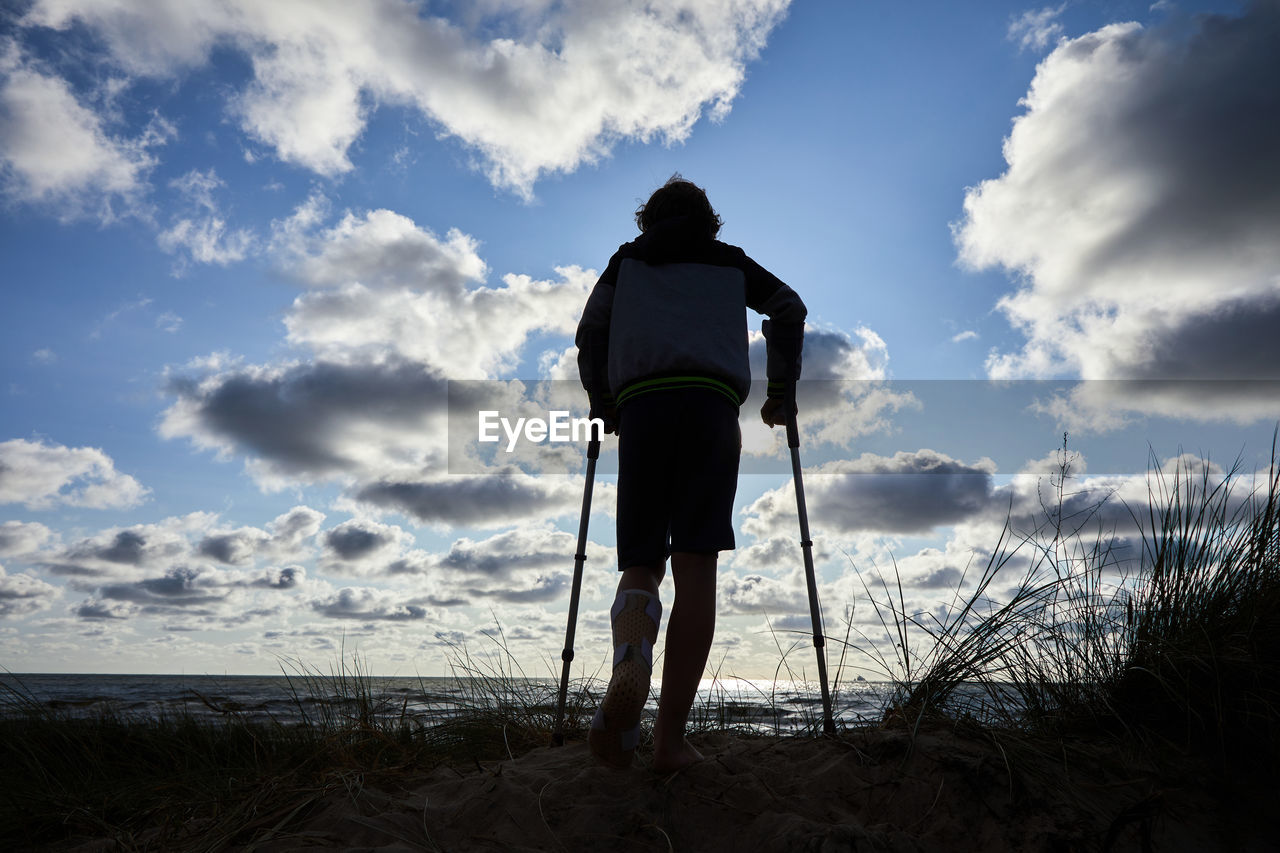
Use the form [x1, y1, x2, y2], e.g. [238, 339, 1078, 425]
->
[610, 237, 750, 266]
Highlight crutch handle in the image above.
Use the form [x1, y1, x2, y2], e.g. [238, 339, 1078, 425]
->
[785, 382, 800, 449]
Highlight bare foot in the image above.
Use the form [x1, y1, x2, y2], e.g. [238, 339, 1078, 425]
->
[652, 738, 704, 774]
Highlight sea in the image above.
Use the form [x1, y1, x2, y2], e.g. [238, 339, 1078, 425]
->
[0, 673, 897, 733]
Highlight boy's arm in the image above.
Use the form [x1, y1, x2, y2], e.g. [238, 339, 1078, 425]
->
[738, 250, 807, 406]
[575, 253, 622, 430]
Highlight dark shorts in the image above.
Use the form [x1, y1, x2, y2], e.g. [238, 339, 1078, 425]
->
[615, 388, 741, 570]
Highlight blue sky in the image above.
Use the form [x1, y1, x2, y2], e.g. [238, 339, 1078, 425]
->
[1, 0, 1277, 678]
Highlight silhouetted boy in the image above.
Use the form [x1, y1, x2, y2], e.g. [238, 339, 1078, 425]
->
[576, 175, 806, 771]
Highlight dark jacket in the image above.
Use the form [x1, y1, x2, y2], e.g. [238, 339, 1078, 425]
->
[576, 216, 806, 412]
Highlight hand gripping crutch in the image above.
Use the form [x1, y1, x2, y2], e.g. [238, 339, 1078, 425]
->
[552, 436, 601, 746]
[786, 387, 837, 735]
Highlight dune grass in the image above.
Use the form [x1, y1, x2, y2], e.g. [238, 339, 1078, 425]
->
[863, 437, 1280, 770]
[0, 640, 602, 849]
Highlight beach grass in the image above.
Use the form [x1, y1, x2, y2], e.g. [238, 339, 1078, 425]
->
[865, 437, 1280, 769]
[2, 442, 1278, 848]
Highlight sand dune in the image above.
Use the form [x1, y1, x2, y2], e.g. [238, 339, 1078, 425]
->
[201, 726, 1277, 852]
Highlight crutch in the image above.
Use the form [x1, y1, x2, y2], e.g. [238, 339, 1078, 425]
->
[552, 436, 601, 746]
[786, 385, 836, 735]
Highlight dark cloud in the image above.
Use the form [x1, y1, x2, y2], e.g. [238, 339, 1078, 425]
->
[957, 1, 1280, 397]
[75, 599, 133, 620]
[164, 359, 447, 477]
[310, 588, 429, 621]
[324, 522, 395, 560]
[354, 469, 582, 527]
[437, 527, 575, 576]
[96, 531, 147, 565]
[915, 566, 965, 590]
[198, 530, 267, 565]
[1117, 295, 1280, 409]
[252, 566, 304, 589]
[48, 525, 192, 577]
[97, 567, 227, 608]
[1074, 5, 1280, 280]
[743, 450, 997, 538]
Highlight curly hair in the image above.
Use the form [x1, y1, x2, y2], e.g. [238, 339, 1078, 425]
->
[634, 174, 723, 239]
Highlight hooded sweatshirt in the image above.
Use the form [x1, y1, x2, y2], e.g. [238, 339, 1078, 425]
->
[575, 216, 806, 412]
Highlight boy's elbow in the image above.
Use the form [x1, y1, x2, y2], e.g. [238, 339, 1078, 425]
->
[759, 284, 806, 325]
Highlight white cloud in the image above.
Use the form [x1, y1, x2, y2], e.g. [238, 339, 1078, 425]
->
[950, 330, 978, 344]
[955, 4, 1280, 430]
[0, 38, 170, 220]
[31, 348, 57, 364]
[20, 0, 790, 195]
[274, 200, 593, 377]
[161, 199, 597, 509]
[398, 524, 613, 604]
[40, 512, 218, 579]
[0, 438, 149, 509]
[1007, 4, 1067, 52]
[157, 168, 255, 271]
[0, 520, 52, 557]
[739, 325, 917, 458]
[0, 563, 61, 617]
[310, 586, 432, 621]
[319, 517, 413, 574]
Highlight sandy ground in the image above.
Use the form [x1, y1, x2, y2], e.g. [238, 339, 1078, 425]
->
[250, 728, 1280, 852]
[61, 725, 1280, 852]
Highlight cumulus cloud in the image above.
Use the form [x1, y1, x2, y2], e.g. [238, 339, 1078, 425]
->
[0, 563, 60, 617]
[320, 518, 413, 574]
[310, 587, 430, 621]
[956, 3, 1280, 424]
[272, 200, 488, 293]
[380, 525, 615, 608]
[274, 200, 594, 376]
[0, 520, 52, 557]
[20, 0, 790, 195]
[265, 506, 326, 555]
[75, 598, 136, 620]
[355, 468, 597, 528]
[738, 325, 917, 459]
[742, 450, 999, 539]
[198, 528, 269, 566]
[0, 438, 149, 509]
[0, 38, 169, 220]
[156, 200, 611, 533]
[720, 569, 808, 617]
[160, 358, 450, 487]
[41, 512, 217, 578]
[161, 199, 597, 501]
[197, 507, 324, 565]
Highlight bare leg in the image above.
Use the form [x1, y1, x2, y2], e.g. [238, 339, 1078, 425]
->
[617, 563, 664, 598]
[652, 551, 717, 772]
[589, 562, 665, 768]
